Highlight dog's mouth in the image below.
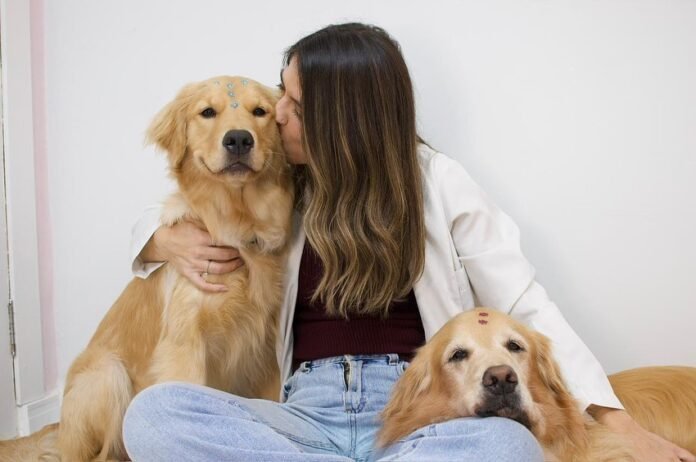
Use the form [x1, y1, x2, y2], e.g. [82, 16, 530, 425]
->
[200, 157, 255, 176]
[220, 162, 254, 175]
[474, 394, 531, 429]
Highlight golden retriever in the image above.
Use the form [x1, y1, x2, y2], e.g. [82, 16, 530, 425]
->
[379, 308, 696, 462]
[608, 366, 696, 457]
[0, 76, 294, 462]
[0, 424, 58, 462]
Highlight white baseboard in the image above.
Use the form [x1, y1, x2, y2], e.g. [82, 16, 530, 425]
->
[16, 389, 61, 436]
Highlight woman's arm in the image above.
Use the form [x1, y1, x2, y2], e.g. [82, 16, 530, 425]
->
[430, 151, 619, 409]
[131, 206, 243, 292]
[589, 406, 695, 462]
[431, 150, 694, 461]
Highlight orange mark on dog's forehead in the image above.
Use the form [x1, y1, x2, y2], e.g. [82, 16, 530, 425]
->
[478, 311, 489, 325]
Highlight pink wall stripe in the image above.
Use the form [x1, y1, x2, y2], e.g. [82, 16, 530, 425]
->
[30, 0, 57, 392]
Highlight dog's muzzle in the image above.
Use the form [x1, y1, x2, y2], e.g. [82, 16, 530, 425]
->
[474, 365, 531, 429]
[221, 129, 254, 173]
[223, 129, 254, 155]
[482, 365, 518, 395]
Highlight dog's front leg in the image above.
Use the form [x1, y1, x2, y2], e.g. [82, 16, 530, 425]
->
[148, 284, 208, 385]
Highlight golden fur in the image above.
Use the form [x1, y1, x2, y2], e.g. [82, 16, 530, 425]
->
[379, 308, 696, 461]
[0, 424, 58, 462]
[0, 76, 293, 462]
[609, 367, 696, 455]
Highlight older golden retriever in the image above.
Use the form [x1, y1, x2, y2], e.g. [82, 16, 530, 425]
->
[379, 308, 696, 462]
[0, 76, 293, 462]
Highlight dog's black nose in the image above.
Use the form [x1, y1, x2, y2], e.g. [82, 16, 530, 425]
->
[222, 130, 254, 156]
[482, 365, 518, 395]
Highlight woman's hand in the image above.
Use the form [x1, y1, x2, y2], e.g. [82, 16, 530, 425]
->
[143, 221, 244, 292]
[589, 406, 695, 462]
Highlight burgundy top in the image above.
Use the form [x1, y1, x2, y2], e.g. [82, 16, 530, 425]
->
[292, 243, 425, 371]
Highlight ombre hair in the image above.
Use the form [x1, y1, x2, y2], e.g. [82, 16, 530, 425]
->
[284, 23, 425, 317]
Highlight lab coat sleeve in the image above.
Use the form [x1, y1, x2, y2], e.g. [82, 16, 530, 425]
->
[130, 204, 166, 279]
[432, 153, 623, 411]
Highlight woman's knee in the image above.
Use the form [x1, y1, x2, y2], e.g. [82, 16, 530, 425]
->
[122, 382, 225, 459]
[122, 383, 178, 452]
[379, 417, 544, 462]
[475, 417, 543, 461]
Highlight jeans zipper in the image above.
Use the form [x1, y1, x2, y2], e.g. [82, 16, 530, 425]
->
[343, 361, 351, 389]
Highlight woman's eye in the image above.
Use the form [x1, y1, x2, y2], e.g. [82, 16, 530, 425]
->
[449, 348, 469, 362]
[506, 340, 524, 353]
[200, 107, 217, 118]
[252, 107, 267, 117]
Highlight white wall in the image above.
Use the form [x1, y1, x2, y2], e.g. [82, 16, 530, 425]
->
[42, 0, 696, 387]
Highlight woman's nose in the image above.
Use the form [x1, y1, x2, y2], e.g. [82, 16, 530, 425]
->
[275, 102, 287, 125]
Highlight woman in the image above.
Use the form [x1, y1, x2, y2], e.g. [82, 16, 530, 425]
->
[122, 23, 693, 462]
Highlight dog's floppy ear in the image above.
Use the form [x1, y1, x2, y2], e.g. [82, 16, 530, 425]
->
[262, 84, 282, 105]
[378, 348, 434, 446]
[146, 83, 199, 170]
[532, 331, 571, 398]
[529, 331, 588, 454]
[386, 352, 433, 411]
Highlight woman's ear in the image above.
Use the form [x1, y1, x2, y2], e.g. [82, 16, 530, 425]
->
[146, 83, 198, 170]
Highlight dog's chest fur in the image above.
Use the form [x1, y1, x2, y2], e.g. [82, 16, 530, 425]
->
[161, 186, 289, 253]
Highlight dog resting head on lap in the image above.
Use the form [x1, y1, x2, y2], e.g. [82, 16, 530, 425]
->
[378, 308, 638, 462]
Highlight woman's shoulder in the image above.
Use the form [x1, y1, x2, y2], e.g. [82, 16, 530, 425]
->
[417, 143, 475, 186]
[416, 143, 499, 218]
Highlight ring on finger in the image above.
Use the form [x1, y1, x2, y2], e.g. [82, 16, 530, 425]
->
[206, 259, 212, 274]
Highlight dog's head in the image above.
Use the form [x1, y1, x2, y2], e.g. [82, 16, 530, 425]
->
[147, 76, 284, 188]
[379, 308, 582, 447]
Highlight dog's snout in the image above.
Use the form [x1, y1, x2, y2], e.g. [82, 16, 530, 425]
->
[482, 365, 518, 395]
[223, 130, 254, 156]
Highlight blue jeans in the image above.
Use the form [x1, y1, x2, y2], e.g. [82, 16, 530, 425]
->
[123, 354, 543, 461]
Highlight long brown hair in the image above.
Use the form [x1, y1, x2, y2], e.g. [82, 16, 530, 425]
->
[285, 23, 425, 317]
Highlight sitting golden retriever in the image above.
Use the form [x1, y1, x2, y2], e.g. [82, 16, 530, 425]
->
[0, 76, 293, 462]
[379, 308, 696, 462]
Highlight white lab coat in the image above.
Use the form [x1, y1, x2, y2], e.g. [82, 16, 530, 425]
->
[131, 144, 622, 410]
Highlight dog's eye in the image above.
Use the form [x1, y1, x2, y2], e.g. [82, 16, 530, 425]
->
[200, 107, 217, 118]
[449, 348, 469, 362]
[506, 340, 525, 353]
[252, 107, 267, 117]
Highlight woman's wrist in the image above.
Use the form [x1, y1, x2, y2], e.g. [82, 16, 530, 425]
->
[587, 405, 633, 429]
[139, 226, 168, 263]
